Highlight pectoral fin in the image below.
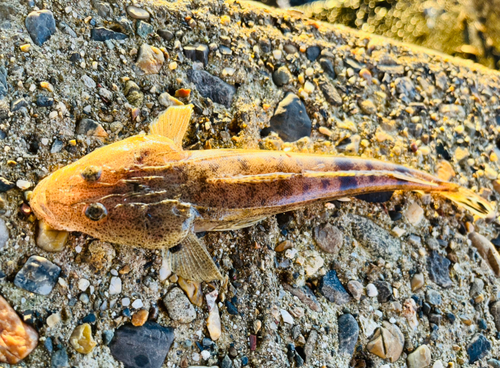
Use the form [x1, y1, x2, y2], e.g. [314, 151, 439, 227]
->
[149, 105, 193, 147]
[166, 232, 223, 282]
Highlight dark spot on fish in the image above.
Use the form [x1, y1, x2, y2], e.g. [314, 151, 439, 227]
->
[81, 166, 102, 182]
[337, 158, 356, 171]
[364, 161, 374, 171]
[170, 244, 182, 253]
[356, 191, 394, 203]
[321, 179, 330, 189]
[303, 183, 310, 192]
[338, 176, 357, 191]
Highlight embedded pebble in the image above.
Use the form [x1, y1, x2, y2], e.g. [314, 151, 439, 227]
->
[318, 77, 342, 106]
[25, 10, 56, 46]
[367, 321, 404, 362]
[136, 44, 165, 74]
[76, 118, 108, 138]
[163, 287, 196, 323]
[319, 270, 351, 305]
[267, 93, 311, 142]
[427, 251, 452, 288]
[407, 345, 431, 368]
[411, 273, 424, 291]
[469, 232, 500, 277]
[70, 323, 96, 354]
[338, 314, 359, 356]
[109, 276, 122, 295]
[0, 218, 8, 250]
[280, 309, 294, 325]
[91, 27, 127, 41]
[132, 309, 149, 327]
[314, 223, 343, 254]
[109, 322, 174, 368]
[127, 5, 150, 20]
[0, 295, 38, 363]
[347, 280, 363, 300]
[188, 69, 236, 108]
[136, 21, 154, 38]
[272, 66, 292, 87]
[306, 46, 321, 61]
[467, 334, 491, 364]
[426, 289, 442, 306]
[14, 256, 61, 295]
[405, 202, 424, 225]
[366, 283, 378, 297]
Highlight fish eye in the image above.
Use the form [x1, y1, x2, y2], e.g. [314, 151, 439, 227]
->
[85, 203, 107, 221]
[81, 166, 102, 182]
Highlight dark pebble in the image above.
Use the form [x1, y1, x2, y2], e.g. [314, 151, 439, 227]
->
[14, 255, 61, 295]
[187, 69, 236, 108]
[202, 337, 213, 348]
[436, 142, 451, 160]
[82, 313, 96, 324]
[225, 300, 239, 315]
[426, 289, 442, 306]
[422, 302, 431, 315]
[489, 359, 500, 368]
[427, 251, 453, 288]
[0, 177, 15, 192]
[109, 321, 175, 368]
[158, 29, 174, 40]
[51, 348, 69, 368]
[149, 304, 159, 321]
[76, 118, 102, 136]
[50, 139, 64, 153]
[295, 351, 304, 367]
[241, 356, 248, 366]
[395, 77, 416, 102]
[267, 93, 311, 142]
[319, 270, 351, 305]
[306, 46, 321, 61]
[259, 37, 271, 53]
[11, 98, 27, 112]
[491, 236, 500, 248]
[345, 58, 363, 72]
[0, 66, 7, 97]
[478, 319, 488, 330]
[319, 58, 335, 79]
[356, 191, 394, 203]
[389, 210, 403, 221]
[272, 66, 291, 87]
[25, 10, 56, 46]
[184, 44, 209, 65]
[69, 52, 81, 64]
[91, 27, 127, 41]
[374, 281, 392, 303]
[136, 20, 154, 38]
[103, 330, 114, 345]
[338, 314, 359, 356]
[122, 308, 131, 318]
[467, 334, 491, 364]
[428, 314, 442, 325]
[317, 77, 342, 106]
[221, 355, 232, 368]
[446, 312, 456, 324]
[36, 95, 54, 107]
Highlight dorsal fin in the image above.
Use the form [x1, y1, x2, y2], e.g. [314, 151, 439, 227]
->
[149, 105, 193, 148]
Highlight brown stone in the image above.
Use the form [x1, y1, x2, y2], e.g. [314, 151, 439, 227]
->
[275, 240, 292, 252]
[178, 277, 203, 307]
[132, 309, 149, 327]
[366, 321, 404, 362]
[469, 232, 500, 277]
[0, 295, 38, 364]
[136, 44, 165, 74]
[314, 223, 343, 254]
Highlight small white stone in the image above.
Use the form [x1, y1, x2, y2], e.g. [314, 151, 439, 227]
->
[0, 218, 9, 250]
[75, 245, 82, 253]
[41, 138, 49, 145]
[303, 81, 315, 94]
[78, 278, 90, 292]
[110, 269, 118, 276]
[405, 202, 424, 226]
[82, 75, 96, 89]
[366, 283, 378, 297]
[109, 276, 122, 295]
[285, 248, 298, 259]
[432, 361, 445, 368]
[280, 309, 294, 325]
[273, 49, 282, 60]
[192, 352, 200, 362]
[16, 179, 32, 190]
[122, 297, 130, 307]
[201, 350, 211, 360]
[132, 299, 143, 309]
[392, 226, 406, 237]
[46, 313, 61, 327]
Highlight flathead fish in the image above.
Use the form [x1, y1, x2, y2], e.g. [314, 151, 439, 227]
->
[30, 105, 494, 281]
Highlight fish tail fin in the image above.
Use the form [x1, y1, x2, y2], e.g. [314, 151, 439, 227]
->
[434, 184, 495, 219]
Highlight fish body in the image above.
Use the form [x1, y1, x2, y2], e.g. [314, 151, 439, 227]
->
[30, 106, 494, 281]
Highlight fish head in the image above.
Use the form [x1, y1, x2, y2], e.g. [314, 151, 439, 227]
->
[30, 134, 191, 247]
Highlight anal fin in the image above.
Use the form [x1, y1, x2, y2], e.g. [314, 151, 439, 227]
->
[166, 232, 223, 282]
